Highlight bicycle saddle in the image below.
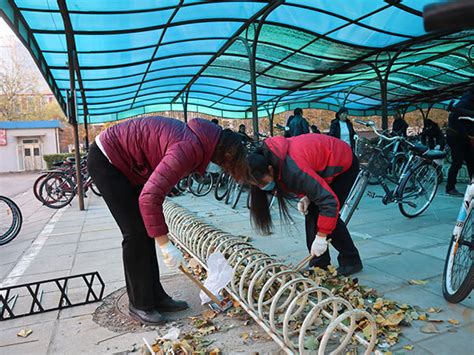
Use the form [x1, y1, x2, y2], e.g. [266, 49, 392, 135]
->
[423, 150, 447, 160]
[52, 161, 63, 167]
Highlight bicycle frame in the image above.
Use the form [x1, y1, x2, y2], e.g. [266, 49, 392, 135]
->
[453, 179, 474, 237]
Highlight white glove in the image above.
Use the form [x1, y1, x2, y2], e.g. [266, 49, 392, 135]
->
[311, 236, 328, 257]
[297, 196, 310, 215]
[159, 241, 184, 269]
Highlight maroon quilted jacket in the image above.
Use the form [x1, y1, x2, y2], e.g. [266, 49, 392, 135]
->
[100, 116, 221, 237]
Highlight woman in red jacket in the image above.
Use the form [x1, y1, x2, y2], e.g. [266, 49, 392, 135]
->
[87, 115, 246, 325]
[246, 134, 362, 276]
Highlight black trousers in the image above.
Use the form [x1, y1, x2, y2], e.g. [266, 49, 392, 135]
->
[446, 134, 474, 191]
[87, 143, 170, 310]
[305, 156, 362, 268]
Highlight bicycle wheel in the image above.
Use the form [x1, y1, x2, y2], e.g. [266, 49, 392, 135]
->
[39, 173, 76, 209]
[442, 208, 474, 303]
[214, 172, 230, 201]
[90, 181, 102, 197]
[232, 184, 245, 209]
[33, 173, 49, 203]
[188, 173, 214, 197]
[225, 178, 237, 205]
[398, 162, 438, 218]
[340, 173, 369, 225]
[177, 177, 189, 192]
[0, 196, 22, 246]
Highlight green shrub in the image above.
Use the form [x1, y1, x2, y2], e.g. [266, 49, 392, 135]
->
[43, 153, 83, 169]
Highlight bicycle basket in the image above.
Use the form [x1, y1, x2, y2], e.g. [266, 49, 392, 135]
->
[356, 138, 390, 176]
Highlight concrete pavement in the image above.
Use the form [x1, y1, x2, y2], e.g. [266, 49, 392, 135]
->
[0, 172, 472, 354]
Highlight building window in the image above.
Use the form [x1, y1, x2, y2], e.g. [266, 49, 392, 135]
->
[23, 139, 39, 144]
[24, 148, 31, 156]
[34, 148, 40, 156]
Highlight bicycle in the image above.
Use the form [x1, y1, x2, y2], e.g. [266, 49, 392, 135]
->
[0, 196, 22, 246]
[36, 156, 100, 209]
[341, 119, 445, 225]
[442, 116, 474, 303]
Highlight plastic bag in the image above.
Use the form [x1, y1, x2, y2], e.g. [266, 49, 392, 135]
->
[200, 252, 234, 304]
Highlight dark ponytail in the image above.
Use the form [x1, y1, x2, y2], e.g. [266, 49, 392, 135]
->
[247, 150, 292, 235]
[212, 129, 248, 181]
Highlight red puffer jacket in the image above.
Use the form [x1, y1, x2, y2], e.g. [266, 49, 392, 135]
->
[264, 134, 353, 234]
[100, 116, 221, 237]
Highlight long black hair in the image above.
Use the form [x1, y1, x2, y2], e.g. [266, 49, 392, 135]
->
[246, 147, 292, 235]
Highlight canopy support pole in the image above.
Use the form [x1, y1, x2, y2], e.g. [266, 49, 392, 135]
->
[269, 96, 284, 137]
[58, 0, 85, 210]
[369, 49, 404, 131]
[83, 114, 89, 151]
[181, 88, 190, 123]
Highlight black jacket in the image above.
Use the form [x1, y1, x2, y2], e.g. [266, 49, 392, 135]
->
[448, 89, 474, 140]
[286, 115, 309, 137]
[328, 118, 356, 149]
[392, 118, 408, 137]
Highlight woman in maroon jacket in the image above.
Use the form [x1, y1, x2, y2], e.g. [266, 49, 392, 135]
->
[246, 134, 362, 276]
[87, 115, 246, 325]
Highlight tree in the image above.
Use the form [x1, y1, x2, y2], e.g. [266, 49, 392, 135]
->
[0, 47, 40, 120]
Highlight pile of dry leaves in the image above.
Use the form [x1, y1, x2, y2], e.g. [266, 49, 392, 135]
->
[305, 266, 461, 352]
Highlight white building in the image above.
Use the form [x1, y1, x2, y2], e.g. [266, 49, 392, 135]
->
[0, 120, 62, 172]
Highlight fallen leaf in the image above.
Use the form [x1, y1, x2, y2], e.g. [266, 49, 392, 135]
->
[427, 319, 443, 323]
[420, 323, 439, 334]
[304, 335, 319, 350]
[202, 309, 217, 320]
[188, 258, 200, 269]
[403, 345, 414, 351]
[373, 298, 384, 310]
[382, 311, 405, 326]
[408, 279, 428, 285]
[418, 314, 428, 321]
[210, 347, 221, 355]
[448, 319, 460, 325]
[17, 329, 33, 338]
[240, 332, 250, 341]
[426, 307, 442, 313]
[363, 323, 374, 340]
[398, 303, 410, 310]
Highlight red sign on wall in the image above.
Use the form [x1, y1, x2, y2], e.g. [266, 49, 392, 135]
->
[0, 129, 6, 146]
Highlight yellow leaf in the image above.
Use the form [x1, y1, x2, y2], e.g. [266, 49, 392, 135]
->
[403, 345, 414, 351]
[408, 279, 428, 285]
[418, 314, 428, 321]
[426, 307, 442, 313]
[17, 329, 33, 338]
[376, 314, 386, 324]
[382, 311, 404, 326]
[210, 347, 221, 355]
[448, 319, 460, 325]
[202, 309, 217, 320]
[240, 332, 250, 341]
[373, 298, 384, 310]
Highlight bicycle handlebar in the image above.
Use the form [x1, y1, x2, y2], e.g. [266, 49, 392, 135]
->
[354, 119, 404, 143]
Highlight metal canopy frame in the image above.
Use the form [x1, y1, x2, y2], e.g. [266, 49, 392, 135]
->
[0, 0, 472, 125]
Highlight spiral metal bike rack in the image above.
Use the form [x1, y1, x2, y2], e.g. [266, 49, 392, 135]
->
[163, 201, 377, 354]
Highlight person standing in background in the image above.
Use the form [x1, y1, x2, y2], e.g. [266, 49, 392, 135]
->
[446, 88, 474, 196]
[391, 112, 409, 137]
[310, 124, 321, 134]
[286, 108, 310, 137]
[328, 108, 356, 150]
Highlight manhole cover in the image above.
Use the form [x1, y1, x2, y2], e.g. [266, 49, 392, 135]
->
[92, 275, 205, 333]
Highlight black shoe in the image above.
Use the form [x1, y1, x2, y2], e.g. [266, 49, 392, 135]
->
[337, 263, 363, 276]
[129, 304, 165, 325]
[446, 189, 464, 197]
[156, 298, 189, 313]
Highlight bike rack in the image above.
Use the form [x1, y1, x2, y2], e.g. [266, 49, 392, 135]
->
[0, 272, 105, 320]
[163, 200, 377, 354]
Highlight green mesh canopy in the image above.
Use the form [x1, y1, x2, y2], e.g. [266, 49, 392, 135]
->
[1, 0, 472, 123]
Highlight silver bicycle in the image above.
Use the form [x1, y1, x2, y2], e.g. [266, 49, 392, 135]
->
[442, 116, 474, 303]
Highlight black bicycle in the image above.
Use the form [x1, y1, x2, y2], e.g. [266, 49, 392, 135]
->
[0, 196, 22, 246]
[341, 119, 445, 225]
